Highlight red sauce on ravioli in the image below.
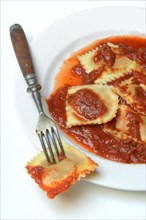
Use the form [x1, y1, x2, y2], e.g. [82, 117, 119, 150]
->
[93, 43, 115, 66]
[68, 88, 107, 120]
[26, 165, 77, 199]
[47, 36, 146, 164]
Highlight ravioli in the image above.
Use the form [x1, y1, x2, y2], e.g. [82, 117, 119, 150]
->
[94, 57, 141, 84]
[104, 104, 146, 143]
[78, 41, 142, 80]
[112, 77, 146, 115]
[66, 84, 119, 128]
[26, 142, 98, 199]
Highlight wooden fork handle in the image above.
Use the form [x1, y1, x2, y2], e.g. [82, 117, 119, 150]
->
[10, 24, 35, 77]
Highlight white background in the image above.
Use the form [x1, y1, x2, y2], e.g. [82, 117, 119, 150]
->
[1, 1, 146, 220]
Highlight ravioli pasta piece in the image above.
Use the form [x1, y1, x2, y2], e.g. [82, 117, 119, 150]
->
[112, 78, 146, 115]
[78, 42, 142, 80]
[66, 84, 119, 128]
[104, 104, 146, 143]
[94, 57, 141, 84]
[26, 142, 98, 199]
[77, 42, 118, 74]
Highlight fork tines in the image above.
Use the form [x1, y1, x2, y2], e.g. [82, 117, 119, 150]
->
[36, 127, 66, 164]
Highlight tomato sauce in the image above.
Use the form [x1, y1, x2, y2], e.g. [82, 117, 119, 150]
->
[47, 36, 146, 164]
[126, 111, 141, 140]
[134, 86, 146, 105]
[68, 88, 107, 120]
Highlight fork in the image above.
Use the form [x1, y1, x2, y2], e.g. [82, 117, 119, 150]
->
[10, 24, 66, 164]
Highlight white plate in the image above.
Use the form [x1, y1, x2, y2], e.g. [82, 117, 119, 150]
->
[14, 6, 146, 191]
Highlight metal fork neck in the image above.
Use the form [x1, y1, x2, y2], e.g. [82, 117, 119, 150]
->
[25, 74, 44, 114]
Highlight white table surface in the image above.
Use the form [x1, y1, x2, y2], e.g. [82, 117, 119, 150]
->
[1, 1, 146, 220]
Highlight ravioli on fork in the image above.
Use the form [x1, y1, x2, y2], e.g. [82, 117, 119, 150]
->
[26, 142, 98, 199]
